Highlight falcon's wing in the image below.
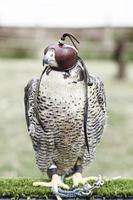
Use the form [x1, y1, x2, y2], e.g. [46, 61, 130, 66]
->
[24, 79, 41, 152]
[83, 75, 107, 163]
[92, 76, 107, 143]
[24, 79, 39, 131]
[89, 75, 107, 141]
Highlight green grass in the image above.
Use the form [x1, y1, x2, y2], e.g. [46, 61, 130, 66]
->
[0, 48, 36, 59]
[0, 178, 50, 198]
[0, 59, 133, 178]
[0, 178, 133, 199]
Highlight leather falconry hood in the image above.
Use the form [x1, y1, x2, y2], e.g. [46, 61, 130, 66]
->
[43, 33, 79, 71]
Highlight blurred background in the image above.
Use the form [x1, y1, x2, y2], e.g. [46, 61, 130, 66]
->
[0, 0, 133, 178]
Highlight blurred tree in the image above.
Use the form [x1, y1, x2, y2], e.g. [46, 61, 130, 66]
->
[113, 37, 127, 79]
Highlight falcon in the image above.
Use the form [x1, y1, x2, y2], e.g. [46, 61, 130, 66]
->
[24, 33, 106, 199]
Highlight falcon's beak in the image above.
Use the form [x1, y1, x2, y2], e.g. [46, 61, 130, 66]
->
[43, 50, 58, 68]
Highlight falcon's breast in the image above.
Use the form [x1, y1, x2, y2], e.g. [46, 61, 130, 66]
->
[37, 65, 87, 172]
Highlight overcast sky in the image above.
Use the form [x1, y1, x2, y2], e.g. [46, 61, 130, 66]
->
[0, 0, 133, 27]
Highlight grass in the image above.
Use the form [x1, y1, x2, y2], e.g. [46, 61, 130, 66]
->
[0, 178, 133, 199]
[0, 178, 50, 198]
[0, 59, 133, 178]
[0, 48, 36, 59]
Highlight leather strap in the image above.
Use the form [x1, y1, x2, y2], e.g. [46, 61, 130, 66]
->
[34, 66, 49, 131]
[78, 57, 93, 155]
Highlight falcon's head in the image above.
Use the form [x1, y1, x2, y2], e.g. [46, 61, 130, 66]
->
[43, 33, 79, 71]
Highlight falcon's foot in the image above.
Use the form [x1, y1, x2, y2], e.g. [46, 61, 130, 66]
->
[72, 173, 104, 196]
[33, 174, 69, 200]
[72, 172, 92, 188]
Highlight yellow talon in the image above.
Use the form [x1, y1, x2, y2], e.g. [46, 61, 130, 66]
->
[33, 174, 69, 200]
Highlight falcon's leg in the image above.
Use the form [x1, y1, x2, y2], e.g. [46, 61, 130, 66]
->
[33, 164, 69, 200]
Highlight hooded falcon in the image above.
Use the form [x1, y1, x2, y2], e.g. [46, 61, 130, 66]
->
[24, 33, 106, 198]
